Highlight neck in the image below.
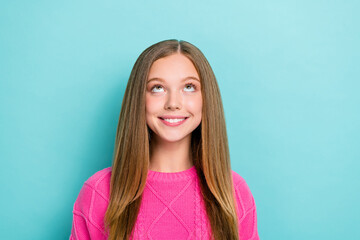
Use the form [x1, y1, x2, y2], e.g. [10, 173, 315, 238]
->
[149, 134, 193, 172]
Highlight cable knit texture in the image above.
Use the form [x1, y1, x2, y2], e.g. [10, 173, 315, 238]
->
[70, 166, 259, 240]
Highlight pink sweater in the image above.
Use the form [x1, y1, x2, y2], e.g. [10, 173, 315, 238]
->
[70, 166, 259, 239]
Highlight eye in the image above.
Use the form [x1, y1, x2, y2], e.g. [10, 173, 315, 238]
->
[151, 85, 164, 93]
[184, 83, 196, 92]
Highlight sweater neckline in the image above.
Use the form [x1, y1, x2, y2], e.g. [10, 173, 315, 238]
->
[147, 165, 197, 181]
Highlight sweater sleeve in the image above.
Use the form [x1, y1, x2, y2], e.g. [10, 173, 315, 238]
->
[69, 182, 108, 240]
[234, 179, 260, 240]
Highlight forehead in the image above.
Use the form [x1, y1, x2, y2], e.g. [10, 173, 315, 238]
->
[147, 53, 199, 81]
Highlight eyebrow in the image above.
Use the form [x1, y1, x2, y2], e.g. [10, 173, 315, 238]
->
[147, 76, 200, 83]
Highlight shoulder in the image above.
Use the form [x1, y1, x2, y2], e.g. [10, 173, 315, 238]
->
[73, 167, 112, 216]
[231, 169, 247, 187]
[85, 167, 112, 192]
[231, 169, 256, 216]
[82, 167, 112, 203]
[71, 167, 112, 236]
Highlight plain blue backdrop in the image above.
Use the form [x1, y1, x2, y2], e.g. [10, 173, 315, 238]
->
[1, 0, 359, 239]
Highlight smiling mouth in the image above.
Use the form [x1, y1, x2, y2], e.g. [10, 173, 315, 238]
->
[159, 117, 189, 123]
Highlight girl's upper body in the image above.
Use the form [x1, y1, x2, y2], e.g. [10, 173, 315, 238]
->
[70, 39, 259, 239]
[70, 165, 259, 240]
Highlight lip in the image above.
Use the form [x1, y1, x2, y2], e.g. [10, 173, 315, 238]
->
[158, 116, 188, 127]
[159, 115, 189, 119]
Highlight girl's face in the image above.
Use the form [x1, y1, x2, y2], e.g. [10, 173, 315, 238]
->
[146, 53, 202, 144]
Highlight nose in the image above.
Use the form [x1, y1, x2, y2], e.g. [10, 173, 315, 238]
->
[164, 90, 182, 110]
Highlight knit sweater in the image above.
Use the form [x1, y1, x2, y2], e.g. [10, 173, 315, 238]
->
[70, 166, 259, 240]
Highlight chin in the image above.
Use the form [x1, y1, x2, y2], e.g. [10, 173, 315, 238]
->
[162, 137, 186, 143]
[157, 134, 190, 143]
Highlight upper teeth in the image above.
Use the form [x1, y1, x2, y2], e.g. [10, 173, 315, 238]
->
[164, 118, 185, 123]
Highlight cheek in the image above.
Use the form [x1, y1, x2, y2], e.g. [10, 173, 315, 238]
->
[185, 95, 203, 114]
[145, 96, 162, 115]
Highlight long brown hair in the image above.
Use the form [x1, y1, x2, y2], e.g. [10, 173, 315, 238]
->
[105, 39, 240, 240]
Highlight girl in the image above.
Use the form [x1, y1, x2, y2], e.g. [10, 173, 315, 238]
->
[70, 39, 259, 240]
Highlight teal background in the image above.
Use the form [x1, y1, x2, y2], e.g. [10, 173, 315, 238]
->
[1, 0, 359, 239]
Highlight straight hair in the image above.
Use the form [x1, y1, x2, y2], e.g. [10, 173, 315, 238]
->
[104, 39, 240, 240]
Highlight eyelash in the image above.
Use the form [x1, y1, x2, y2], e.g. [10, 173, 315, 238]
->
[150, 83, 197, 92]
